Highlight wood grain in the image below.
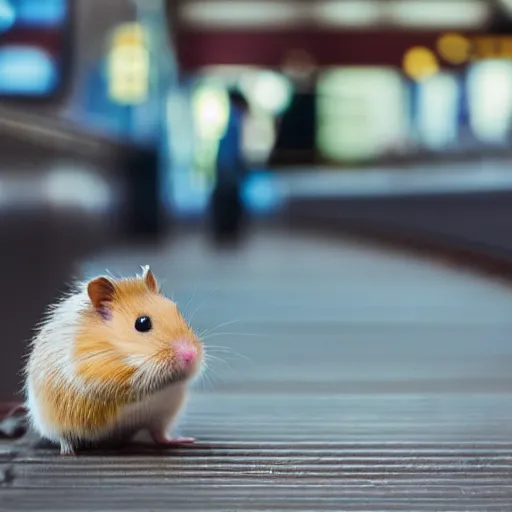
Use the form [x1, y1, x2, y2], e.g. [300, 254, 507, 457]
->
[3, 229, 512, 511]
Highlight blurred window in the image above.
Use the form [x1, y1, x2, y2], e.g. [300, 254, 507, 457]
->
[416, 72, 459, 150]
[467, 60, 512, 144]
[317, 67, 408, 162]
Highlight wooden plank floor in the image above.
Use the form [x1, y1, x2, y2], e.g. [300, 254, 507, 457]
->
[3, 228, 512, 511]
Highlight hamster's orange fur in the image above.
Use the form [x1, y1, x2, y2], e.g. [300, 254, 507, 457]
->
[25, 266, 204, 454]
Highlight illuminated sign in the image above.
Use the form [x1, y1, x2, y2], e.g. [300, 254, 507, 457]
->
[107, 23, 150, 105]
[471, 36, 512, 60]
[437, 33, 512, 64]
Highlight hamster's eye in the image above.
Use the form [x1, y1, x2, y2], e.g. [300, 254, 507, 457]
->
[135, 316, 152, 333]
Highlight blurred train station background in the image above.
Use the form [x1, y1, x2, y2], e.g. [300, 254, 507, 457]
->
[2, 0, 512, 402]
[6, 2, 512, 508]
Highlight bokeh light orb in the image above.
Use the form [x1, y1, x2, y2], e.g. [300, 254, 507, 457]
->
[403, 46, 439, 82]
[437, 33, 471, 65]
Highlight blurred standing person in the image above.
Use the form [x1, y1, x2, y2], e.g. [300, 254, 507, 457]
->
[269, 49, 318, 166]
[210, 88, 250, 243]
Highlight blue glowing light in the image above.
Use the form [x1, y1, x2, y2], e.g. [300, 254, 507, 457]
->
[0, 46, 58, 94]
[0, 0, 16, 33]
[8, 0, 67, 28]
[242, 171, 284, 214]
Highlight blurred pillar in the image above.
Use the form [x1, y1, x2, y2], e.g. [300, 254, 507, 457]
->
[130, 0, 180, 235]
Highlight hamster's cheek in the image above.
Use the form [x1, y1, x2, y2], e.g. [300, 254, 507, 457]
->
[110, 332, 158, 358]
[123, 353, 152, 369]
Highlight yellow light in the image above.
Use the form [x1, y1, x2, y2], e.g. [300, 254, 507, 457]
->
[403, 46, 439, 82]
[437, 33, 471, 65]
[107, 23, 150, 105]
[107, 45, 150, 105]
[111, 23, 146, 47]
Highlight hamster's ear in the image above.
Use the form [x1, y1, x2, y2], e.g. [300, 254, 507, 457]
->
[87, 276, 116, 312]
[141, 265, 158, 293]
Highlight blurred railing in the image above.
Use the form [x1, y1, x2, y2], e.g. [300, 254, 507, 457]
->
[282, 164, 512, 276]
[0, 105, 108, 157]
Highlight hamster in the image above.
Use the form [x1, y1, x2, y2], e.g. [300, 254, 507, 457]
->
[24, 266, 204, 455]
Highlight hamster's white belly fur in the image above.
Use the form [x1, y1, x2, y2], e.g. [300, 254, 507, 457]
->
[116, 383, 187, 438]
[27, 380, 187, 445]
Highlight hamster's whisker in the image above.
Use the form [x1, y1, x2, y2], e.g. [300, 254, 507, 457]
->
[198, 319, 245, 338]
[200, 344, 233, 350]
[204, 346, 253, 364]
[182, 284, 197, 317]
[195, 363, 210, 391]
[206, 364, 223, 385]
[186, 285, 220, 326]
[204, 353, 233, 369]
[202, 332, 265, 340]
[197, 362, 219, 391]
[204, 352, 228, 363]
[187, 299, 208, 325]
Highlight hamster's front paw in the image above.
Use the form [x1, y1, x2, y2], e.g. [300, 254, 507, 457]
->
[150, 429, 195, 447]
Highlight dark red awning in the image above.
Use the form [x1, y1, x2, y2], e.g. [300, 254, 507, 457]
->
[176, 29, 478, 71]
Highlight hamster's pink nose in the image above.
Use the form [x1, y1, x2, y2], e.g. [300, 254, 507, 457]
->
[175, 341, 198, 367]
